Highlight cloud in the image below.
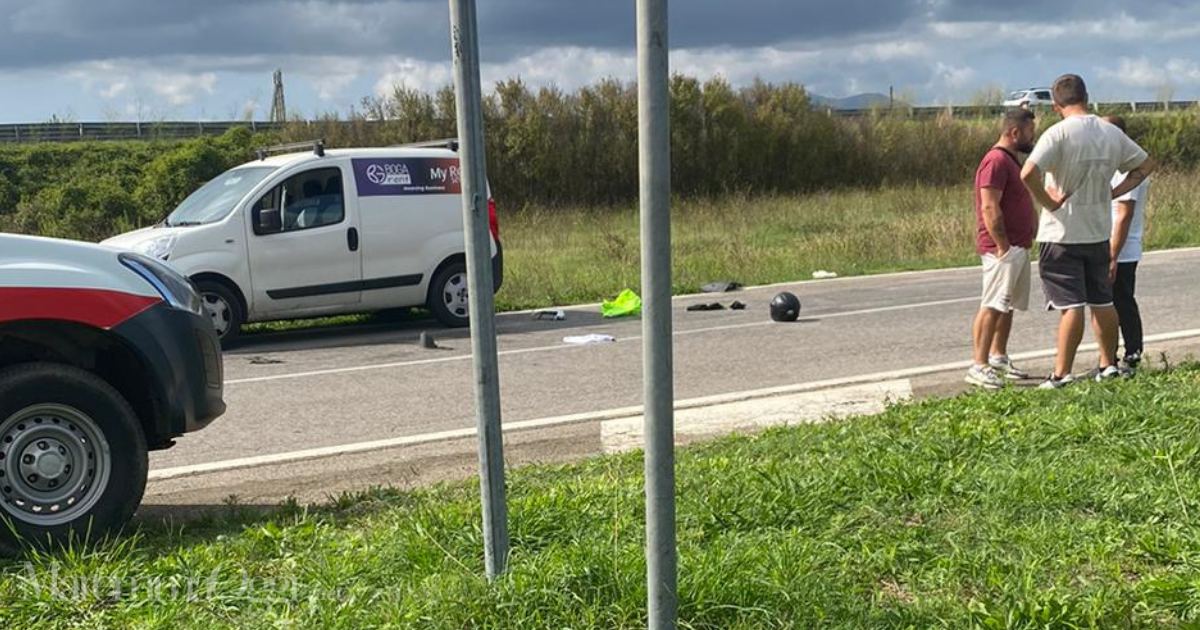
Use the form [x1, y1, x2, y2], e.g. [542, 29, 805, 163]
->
[151, 71, 218, 106]
[66, 60, 218, 107]
[4, 0, 1200, 121]
[369, 44, 874, 98]
[932, 62, 976, 89]
[928, 0, 1195, 23]
[848, 41, 931, 64]
[1097, 56, 1200, 89]
[930, 14, 1200, 42]
[374, 58, 453, 96]
[0, 0, 927, 72]
[100, 80, 129, 100]
[241, 99, 260, 119]
[290, 57, 365, 101]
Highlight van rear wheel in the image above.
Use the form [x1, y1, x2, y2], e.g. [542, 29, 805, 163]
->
[196, 280, 243, 347]
[429, 261, 470, 328]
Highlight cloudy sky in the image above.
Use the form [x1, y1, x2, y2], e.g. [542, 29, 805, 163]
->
[1, 0, 1198, 122]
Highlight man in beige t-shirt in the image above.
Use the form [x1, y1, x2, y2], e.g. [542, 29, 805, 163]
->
[1020, 74, 1156, 388]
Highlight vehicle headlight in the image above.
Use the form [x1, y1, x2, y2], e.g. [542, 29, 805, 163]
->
[119, 253, 204, 316]
[134, 234, 176, 261]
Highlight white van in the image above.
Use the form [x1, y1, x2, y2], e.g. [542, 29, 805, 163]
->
[102, 140, 502, 344]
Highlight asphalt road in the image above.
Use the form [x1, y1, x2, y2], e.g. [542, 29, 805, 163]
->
[141, 247, 1200, 508]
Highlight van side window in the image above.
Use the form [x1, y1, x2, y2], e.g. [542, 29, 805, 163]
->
[281, 168, 344, 232]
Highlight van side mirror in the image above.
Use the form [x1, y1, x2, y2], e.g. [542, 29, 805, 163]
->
[255, 208, 282, 234]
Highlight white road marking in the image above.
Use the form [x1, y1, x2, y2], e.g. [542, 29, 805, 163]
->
[152, 327, 1200, 481]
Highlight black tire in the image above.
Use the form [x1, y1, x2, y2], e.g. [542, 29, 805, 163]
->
[0, 363, 148, 555]
[428, 261, 470, 328]
[196, 280, 243, 347]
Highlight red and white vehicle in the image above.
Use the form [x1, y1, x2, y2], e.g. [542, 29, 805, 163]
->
[0, 233, 225, 550]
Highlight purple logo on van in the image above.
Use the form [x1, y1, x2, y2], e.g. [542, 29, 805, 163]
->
[353, 158, 460, 196]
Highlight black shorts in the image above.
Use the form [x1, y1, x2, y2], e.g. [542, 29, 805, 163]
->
[1038, 241, 1113, 310]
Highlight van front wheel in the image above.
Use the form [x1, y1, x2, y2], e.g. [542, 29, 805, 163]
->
[429, 261, 470, 328]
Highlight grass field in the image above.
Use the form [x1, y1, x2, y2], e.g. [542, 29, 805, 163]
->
[3, 364, 1199, 628]
[496, 170, 1200, 311]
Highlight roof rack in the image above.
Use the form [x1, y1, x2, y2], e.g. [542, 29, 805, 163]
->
[256, 139, 325, 161]
[391, 138, 459, 151]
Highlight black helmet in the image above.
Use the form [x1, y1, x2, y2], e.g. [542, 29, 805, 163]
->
[769, 291, 801, 322]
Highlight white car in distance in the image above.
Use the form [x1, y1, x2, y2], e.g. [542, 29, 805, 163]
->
[1002, 88, 1053, 108]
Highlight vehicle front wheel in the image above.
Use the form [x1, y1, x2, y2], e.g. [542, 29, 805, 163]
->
[0, 363, 148, 554]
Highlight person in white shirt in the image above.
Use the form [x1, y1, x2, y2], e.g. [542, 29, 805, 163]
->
[1103, 115, 1148, 368]
[1019, 74, 1156, 388]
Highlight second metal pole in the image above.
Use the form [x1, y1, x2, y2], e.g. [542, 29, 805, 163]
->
[448, 0, 509, 579]
[637, 0, 677, 627]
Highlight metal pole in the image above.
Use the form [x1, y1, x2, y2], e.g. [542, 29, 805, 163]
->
[448, 0, 509, 579]
[637, 0, 676, 627]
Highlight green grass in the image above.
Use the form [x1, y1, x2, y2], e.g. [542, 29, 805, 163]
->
[4, 364, 1200, 628]
[496, 170, 1200, 311]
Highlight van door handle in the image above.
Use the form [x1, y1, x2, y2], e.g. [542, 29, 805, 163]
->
[347, 227, 359, 252]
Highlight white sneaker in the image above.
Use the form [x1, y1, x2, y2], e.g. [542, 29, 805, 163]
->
[989, 355, 1030, 380]
[1094, 365, 1133, 381]
[965, 365, 1005, 390]
[1038, 373, 1077, 390]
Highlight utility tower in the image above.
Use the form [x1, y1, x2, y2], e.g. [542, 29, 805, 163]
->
[270, 69, 287, 122]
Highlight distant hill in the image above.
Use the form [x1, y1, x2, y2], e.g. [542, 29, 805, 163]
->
[808, 92, 900, 110]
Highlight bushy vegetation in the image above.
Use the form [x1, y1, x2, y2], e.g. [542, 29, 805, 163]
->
[0, 129, 258, 241]
[2, 76, 1198, 243]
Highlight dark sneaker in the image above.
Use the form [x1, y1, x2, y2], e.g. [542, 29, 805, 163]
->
[1123, 351, 1142, 369]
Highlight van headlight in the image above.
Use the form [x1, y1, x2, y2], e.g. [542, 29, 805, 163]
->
[119, 253, 204, 316]
[134, 234, 176, 261]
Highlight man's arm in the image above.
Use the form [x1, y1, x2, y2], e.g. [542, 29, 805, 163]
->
[1112, 156, 1156, 199]
[1109, 199, 1134, 284]
[1020, 161, 1069, 212]
[979, 187, 1010, 255]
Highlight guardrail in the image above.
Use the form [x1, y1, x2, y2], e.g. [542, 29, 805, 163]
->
[0, 120, 290, 143]
[1, 101, 1196, 143]
[828, 101, 1199, 118]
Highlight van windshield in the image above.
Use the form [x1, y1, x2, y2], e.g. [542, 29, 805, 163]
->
[165, 166, 277, 226]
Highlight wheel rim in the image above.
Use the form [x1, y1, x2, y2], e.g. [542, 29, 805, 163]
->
[0, 404, 113, 527]
[202, 291, 232, 337]
[441, 272, 469, 319]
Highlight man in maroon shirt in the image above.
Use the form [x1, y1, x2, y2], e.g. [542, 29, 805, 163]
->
[966, 109, 1038, 389]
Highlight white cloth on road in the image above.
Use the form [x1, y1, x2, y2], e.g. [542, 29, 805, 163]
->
[563, 334, 616, 345]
